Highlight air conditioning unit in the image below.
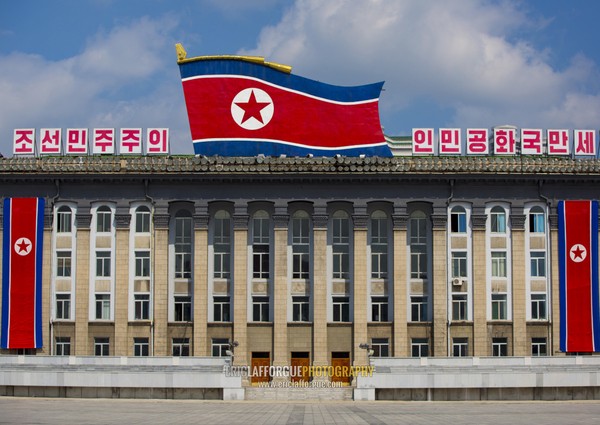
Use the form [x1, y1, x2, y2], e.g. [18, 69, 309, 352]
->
[451, 278, 462, 286]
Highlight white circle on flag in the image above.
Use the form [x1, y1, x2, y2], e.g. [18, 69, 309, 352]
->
[14, 237, 32, 256]
[231, 88, 274, 130]
[569, 244, 587, 263]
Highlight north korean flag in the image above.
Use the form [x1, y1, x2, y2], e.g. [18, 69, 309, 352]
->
[558, 200, 600, 352]
[178, 57, 391, 157]
[1, 197, 45, 349]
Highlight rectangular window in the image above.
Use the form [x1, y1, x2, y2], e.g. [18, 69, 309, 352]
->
[55, 293, 71, 320]
[212, 338, 230, 357]
[452, 338, 468, 357]
[530, 252, 546, 277]
[252, 296, 270, 322]
[135, 251, 150, 277]
[531, 293, 547, 320]
[332, 296, 350, 322]
[491, 293, 507, 320]
[135, 209, 150, 233]
[332, 216, 350, 279]
[172, 338, 190, 357]
[134, 337, 149, 356]
[175, 216, 192, 279]
[292, 216, 310, 279]
[134, 294, 150, 320]
[252, 244, 270, 279]
[213, 296, 231, 322]
[411, 338, 429, 357]
[94, 337, 110, 356]
[213, 214, 231, 279]
[371, 296, 389, 322]
[491, 211, 506, 233]
[174, 296, 191, 322]
[410, 296, 428, 322]
[56, 251, 72, 277]
[96, 251, 111, 277]
[450, 211, 467, 233]
[292, 296, 310, 322]
[410, 245, 427, 279]
[492, 337, 508, 356]
[55, 337, 71, 356]
[451, 252, 468, 278]
[95, 294, 110, 320]
[371, 245, 388, 279]
[491, 252, 507, 278]
[529, 212, 545, 233]
[96, 210, 112, 233]
[452, 294, 468, 321]
[57, 209, 72, 233]
[372, 337, 389, 357]
[531, 337, 547, 356]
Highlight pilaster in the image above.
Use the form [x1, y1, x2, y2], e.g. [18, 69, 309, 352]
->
[471, 213, 487, 356]
[392, 213, 408, 356]
[272, 210, 289, 372]
[193, 207, 209, 356]
[511, 213, 527, 356]
[233, 210, 249, 366]
[152, 211, 170, 356]
[312, 208, 328, 367]
[431, 212, 448, 356]
[74, 212, 91, 355]
[114, 212, 130, 355]
[353, 211, 369, 366]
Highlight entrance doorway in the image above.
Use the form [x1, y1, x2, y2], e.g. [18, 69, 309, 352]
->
[251, 351, 271, 384]
[290, 352, 310, 382]
[331, 351, 351, 385]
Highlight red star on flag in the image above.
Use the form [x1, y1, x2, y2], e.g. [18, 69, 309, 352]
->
[234, 89, 271, 124]
[16, 239, 30, 254]
[572, 245, 585, 259]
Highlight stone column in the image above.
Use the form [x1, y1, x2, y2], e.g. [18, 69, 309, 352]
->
[431, 212, 448, 357]
[511, 213, 527, 356]
[471, 212, 487, 356]
[74, 212, 91, 355]
[152, 211, 170, 356]
[272, 210, 289, 376]
[353, 209, 369, 366]
[42, 209, 53, 354]
[113, 212, 131, 356]
[232, 209, 249, 367]
[549, 212, 560, 355]
[312, 209, 329, 368]
[392, 211, 408, 357]
[193, 207, 209, 356]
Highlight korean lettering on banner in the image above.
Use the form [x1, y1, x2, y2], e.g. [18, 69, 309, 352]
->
[574, 130, 597, 156]
[493, 128, 516, 155]
[520, 129, 543, 155]
[120, 128, 142, 154]
[547, 129, 570, 155]
[13, 129, 36, 155]
[92, 129, 115, 154]
[65, 129, 88, 154]
[466, 128, 489, 154]
[412, 128, 435, 154]
[439, 128, 461, 155]
[39, 128, 62, 155]
[146, 128, 169, 154]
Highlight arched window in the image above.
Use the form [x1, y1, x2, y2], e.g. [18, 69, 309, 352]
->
[213, 210, 231, 279]
[529, 206, 545, 233]
[332, 210, 350, 280]
[135, 206, 151, 233]
[490, 206, 506, 233]
[370, 210, 388, 279]
[57, 206, 72, 233]
[252, 210, 270, 279]
[96, 206, 112, 233]
[450, 206, 467, 233]
[174, 211, 192, 279]
[291, 210, 310, 279]
[409, 210, 428, 279]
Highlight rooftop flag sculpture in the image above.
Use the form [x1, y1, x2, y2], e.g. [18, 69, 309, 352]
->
[176, 44, 391, 157]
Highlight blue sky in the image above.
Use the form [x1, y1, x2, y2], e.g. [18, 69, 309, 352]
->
[1, 0, 600, 154]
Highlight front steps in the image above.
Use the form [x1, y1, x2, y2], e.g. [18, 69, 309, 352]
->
[245, 386, 354, 401]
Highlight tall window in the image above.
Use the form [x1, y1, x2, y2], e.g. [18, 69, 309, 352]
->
[452, 294, 467, 320]
[332, 296, 350, 322]
[529, 206, 545, 233]
[55, 293, 71, 320]
[96, 251, 111, 277]
[371, 296, 389, 322]
[174, 296, 192, 322]
[410, 211, 428, 279]
[252, 210, 270, 279]
[135, 206, 151, 233]
[531, 293, 547, 320]
[450, 206, 467, 233]
[56, 251, 72, 277]
[451, 252, 468, 278]
[57, 206, 72, 233]
[491, 293, 507, 320]
[370, 211, 388, 279]
[135, 251, 150, 277]
[332, 211, 350, 279]
[291, 211, 310, 279]
[410, 295, 428, 322]
[174, 212, 192, 279]
[491, 252, 507, 277]
[213, 296, 231, 322]
[292, 296, 309, 322]
[213, 210, 231, 279]
[530, 252, 546, 277]
[134, 294, 150, 320]
[490, 206, 506, 233]
[252, 296, 270, 322]
[95, 294, 110, 320]
[96, 206, 112, 233]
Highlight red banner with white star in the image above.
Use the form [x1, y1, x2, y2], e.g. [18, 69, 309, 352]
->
[559, 200, 600, 352]
[1, 197, 45, 349]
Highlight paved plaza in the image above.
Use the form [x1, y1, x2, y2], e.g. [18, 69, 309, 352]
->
[1, 398, 600, 425]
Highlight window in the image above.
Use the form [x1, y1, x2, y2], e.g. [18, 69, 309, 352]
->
[134, 294, 150, 320]
[135, 206, 151, 233]
[292, 296, 310, 322]
[55, 337, 70, 356]
[252, 211, 270, 279]
[291, 211, 310, 279]
[370, 211, 388, 279]
[371, 296, 389, 322]
[530, 252, 546, 277]
[134, 251, 150, 277]
[174, 296, 191, 322]
[212, 338, 230, 357]
[410, 296, 428, 322]
[94, 337, 110, 356]
[410, 212, 428, 279]
[172, 338, 190, 356]
[451, 252, 467, 278]
[55, 293, 71, 320]
[492, 337, 508, 356]
[56, 251, 72, 277]
[213, 210, 231, 279]
[252, 296, 270, 322]
[531, 293, 547, 320]
[411, 338, 429, 357]
[452, 338, 468, 357]
[491, 252, 507, 278]
[332, 296, 350, 322]
[490, 206, 506, 233]
[332, 211, 350, 279]
[372, 338, 389, 357]
[491, 293, 507, 320]
[95, 294, 110, 320]
[531, 337, 547, 356]
[450, 206, 467, 233]
[96, 251, 111, 277]
[134, 338, 149, 356]
[57, 206, 72, 233]
[174, 214, 192, 279]
[96, 206, 112, 233]
[452, 294, 468, 321]
[529, 206, 545, 233]
[213, 296, 231, 322]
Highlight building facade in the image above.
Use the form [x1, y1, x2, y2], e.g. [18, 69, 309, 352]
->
[1, 154, 598, 382]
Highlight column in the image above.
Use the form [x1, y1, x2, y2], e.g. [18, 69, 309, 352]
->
[42, 209, 53, 354]
[511, 213, 527, 356]
[312, 208, 328, 367]
[74, 212, 91, 355]
[353, 208, 369, 366]
[193, 207, 209, 356]
[471, 212, 487, 356]
[114, 212, 131, 355]
[152, 209, 170, 356]
[431, 211, 448, 356]
[392, 210, 408, 357]
[232, 207, 248, 366]
[272, 209, 289, 376]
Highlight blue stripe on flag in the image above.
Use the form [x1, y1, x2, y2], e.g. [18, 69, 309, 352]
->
[35, 197, 44, 348]
[591, 200, 600, 351]
[558, 201, 567, 352]
[1, 199, 11, 349]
